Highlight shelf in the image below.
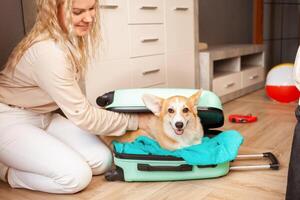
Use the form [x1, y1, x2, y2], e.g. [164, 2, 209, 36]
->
[214, 70, 236, 78]
[241, 52, 263, 71]
[213, 56, 240, 78]
[199, 44, 265, 103]
[241, 65, 263, 71]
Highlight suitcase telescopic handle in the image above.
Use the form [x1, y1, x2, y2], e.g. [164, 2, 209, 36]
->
[230, 152, 280, 171]
[137, 164, 193, 172]
[263, 152, 280, 170]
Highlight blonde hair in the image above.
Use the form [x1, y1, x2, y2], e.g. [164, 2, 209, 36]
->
[5, 0, 100, 77]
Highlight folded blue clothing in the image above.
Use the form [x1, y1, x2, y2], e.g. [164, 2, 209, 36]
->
[113, 130, 244, 165]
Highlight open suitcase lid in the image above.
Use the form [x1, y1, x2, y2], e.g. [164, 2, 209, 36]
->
[96, 88, 224, 129]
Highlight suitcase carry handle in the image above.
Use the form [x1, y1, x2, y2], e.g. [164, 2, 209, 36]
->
[230, 152, 280, 171]
[137, 164, 193, 172]
[137, 163, 219, 172]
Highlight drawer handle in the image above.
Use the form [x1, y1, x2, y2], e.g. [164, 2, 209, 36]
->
[225, 82, 235, 88]
[100, 5, 119, 9]
[141, 38, 159, 43]
[249, 75, 259, 80]
[140, 6, 158, 10]
[142, 69, 160, 75]
[174, 7, 189, 11]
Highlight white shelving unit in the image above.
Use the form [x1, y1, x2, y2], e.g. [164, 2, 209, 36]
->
[199, 44, 265, 103]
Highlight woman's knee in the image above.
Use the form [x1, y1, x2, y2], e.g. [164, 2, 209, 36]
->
[54, 161, 92, 194]
[88, 147, 113, 175]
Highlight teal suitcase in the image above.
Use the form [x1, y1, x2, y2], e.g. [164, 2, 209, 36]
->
[96, 88, 279, 182]
[105, 152, 279, 182]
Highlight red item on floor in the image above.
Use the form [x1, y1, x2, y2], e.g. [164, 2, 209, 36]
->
[228, 114, 257, 123]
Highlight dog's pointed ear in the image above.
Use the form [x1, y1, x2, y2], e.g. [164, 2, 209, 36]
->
[142, 94, 163, 116]
[188, 89, 202, 108]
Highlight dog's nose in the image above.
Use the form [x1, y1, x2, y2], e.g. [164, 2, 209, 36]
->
[175, 122, 184, 129]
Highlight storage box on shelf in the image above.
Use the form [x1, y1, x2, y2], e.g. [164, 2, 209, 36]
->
[199, 44, 265, 103]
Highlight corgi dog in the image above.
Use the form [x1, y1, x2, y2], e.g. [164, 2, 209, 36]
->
[103, 90, 204, 150]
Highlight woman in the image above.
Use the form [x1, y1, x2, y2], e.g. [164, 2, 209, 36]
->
[286, 47, 300, 199]
[0, 0, 150, 194]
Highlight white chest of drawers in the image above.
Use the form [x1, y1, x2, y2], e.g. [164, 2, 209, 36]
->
[86, 0, 199, 103]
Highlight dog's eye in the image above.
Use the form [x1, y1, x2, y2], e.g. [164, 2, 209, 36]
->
[182, 108, 189, 113]
[168, 108, 174, 113]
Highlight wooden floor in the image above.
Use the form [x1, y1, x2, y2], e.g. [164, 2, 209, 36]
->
[0, 89, 296, 200]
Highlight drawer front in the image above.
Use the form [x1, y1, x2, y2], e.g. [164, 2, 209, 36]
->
[242, 67, 265, 88]
[99, 0, 129, 60]
[131, 55, 166, 87]
[129, 24, 164, 57]
[165, 0, 194, 52]
[213, 72, 242, 97]
[166, 52, 195, 88]
[128, 0, 163, 24]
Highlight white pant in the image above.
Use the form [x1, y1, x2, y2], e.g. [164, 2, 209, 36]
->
[0, 103, 112, 194]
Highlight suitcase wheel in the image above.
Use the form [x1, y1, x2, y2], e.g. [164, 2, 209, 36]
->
[105, 167, 124, 181]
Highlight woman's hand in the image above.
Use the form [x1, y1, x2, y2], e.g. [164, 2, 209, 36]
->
[137, 113, 156, 133]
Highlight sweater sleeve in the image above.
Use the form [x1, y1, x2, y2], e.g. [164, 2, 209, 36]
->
[294, 46, 300, 91]
[30, 40, 138, 136]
